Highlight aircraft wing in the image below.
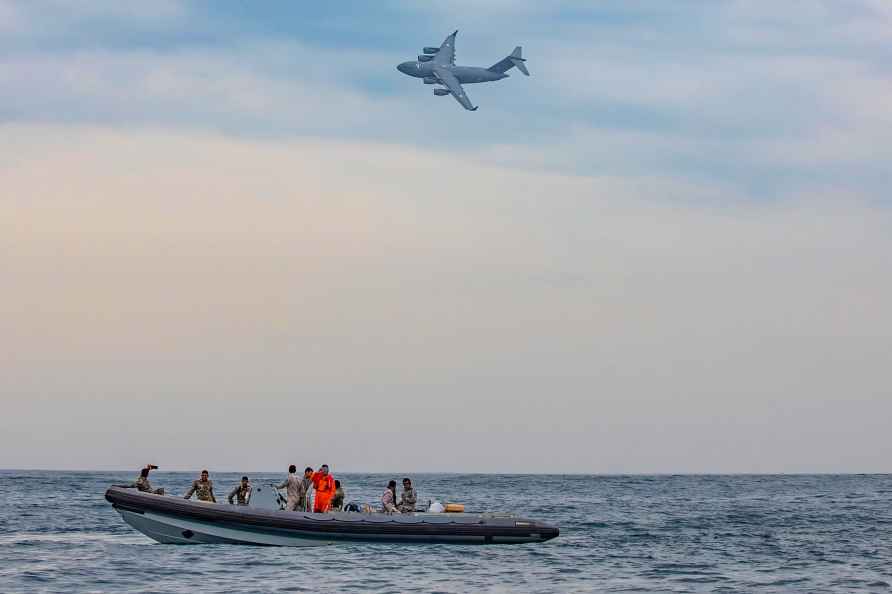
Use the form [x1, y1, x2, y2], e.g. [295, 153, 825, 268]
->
[433, 66, 477, 111]
[433, 30, 457, 66]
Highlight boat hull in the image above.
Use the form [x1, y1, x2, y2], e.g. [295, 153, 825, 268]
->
[106, 487, 559, 546]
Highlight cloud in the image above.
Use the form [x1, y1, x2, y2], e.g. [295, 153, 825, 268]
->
[0, 0, 189, 59]
[721, 0, 892, 49]
[0, 0, 187, 35]
[0, 1, 22, 33]
[2, 0, 889, 206]
[0, 44, 399, 132]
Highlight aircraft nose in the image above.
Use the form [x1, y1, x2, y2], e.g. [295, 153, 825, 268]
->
[397, 62, 412, 74]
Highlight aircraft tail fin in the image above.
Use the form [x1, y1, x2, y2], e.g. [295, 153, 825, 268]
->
[509, 46, 529, 76]
[488, 46, 529, 76]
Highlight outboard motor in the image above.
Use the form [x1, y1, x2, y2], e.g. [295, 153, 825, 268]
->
[249, 484, 285, 511]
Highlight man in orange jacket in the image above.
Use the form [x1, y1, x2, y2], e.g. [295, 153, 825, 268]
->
[311, 464, 335, 513]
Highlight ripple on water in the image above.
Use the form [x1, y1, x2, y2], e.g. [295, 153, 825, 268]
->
[0, 532, 147, 546]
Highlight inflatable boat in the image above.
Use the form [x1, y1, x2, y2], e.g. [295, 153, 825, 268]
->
[105, 485, 559, 546]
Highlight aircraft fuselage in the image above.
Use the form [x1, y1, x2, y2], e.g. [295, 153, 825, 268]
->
[397, 61, 508, 84]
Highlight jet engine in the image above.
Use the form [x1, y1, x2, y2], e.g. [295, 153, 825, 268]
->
[423, 47, 439, 54]
[423, 76, 438, 84]
[434, 88, 450, 96]
[417, 54, 433, 62]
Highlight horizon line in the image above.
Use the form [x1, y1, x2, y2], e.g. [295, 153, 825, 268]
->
[2, 468, 890, 477]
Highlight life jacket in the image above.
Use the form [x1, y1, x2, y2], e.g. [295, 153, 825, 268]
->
[311, 472, 334, 499]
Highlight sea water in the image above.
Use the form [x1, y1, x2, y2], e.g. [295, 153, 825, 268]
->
[1, 471, 890, 593]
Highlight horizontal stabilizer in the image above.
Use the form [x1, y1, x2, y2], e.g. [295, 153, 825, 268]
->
[511, 57, 529, 76]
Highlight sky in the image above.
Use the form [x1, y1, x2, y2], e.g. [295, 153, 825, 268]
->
[1, 0, 891, 473]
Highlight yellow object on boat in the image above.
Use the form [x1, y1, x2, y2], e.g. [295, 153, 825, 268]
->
[444, 503, 465, 513]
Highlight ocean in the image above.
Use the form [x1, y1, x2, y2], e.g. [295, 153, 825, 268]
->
[1, 471, 890, 593]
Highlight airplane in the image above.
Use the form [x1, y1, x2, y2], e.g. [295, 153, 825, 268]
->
[396, 30, 529, 111]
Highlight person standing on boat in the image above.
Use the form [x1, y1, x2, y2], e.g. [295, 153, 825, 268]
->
[227, 476, 252, 505]
[301, 467, 314, 511]
[117, 464, 164, 495]
[398, 477, 417, 512]
[277, 465, 307, 511]
[382, 480, 401, 514]
[310, 464, 335, 512]
[184, 470, 217, 503]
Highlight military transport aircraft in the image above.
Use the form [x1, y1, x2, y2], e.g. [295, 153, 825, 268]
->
[396, 30, 529, 111]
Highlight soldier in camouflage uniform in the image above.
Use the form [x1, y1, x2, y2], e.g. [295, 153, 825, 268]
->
[118, 465, 164, 495]
[330, 480, 345, 511]
[184, 469, 217, 503]
[398, 477, 417, 513]
[227, 476, 252, 505]
[300, 467, 314, 512]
